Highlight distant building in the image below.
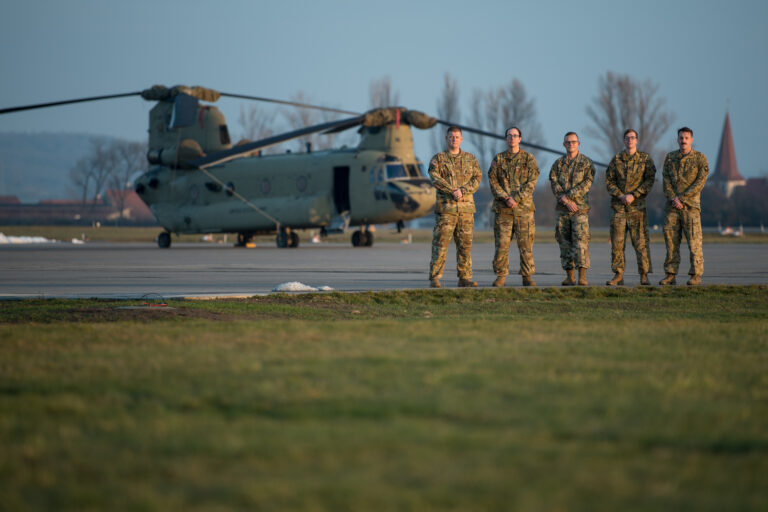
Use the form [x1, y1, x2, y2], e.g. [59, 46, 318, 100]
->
[709, 112, 746, 198]
[0, 190, 156, 225]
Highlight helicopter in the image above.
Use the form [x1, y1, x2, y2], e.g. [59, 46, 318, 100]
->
[0, 84, 577, 248]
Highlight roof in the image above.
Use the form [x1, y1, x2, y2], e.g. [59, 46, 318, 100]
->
[712, 112, 744, 182]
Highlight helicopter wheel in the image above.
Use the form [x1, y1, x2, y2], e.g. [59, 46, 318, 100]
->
[157, 231, 171, 249]
[352, 230, 372, 247]
[288, 231, 300, 248]
[236, 232, 252, 247]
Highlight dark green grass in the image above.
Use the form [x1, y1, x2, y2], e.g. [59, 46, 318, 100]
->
[1, 287, 767, 511]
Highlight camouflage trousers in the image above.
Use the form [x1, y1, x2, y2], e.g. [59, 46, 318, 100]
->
[493, 211, 535, 277]
[555, 211, 590, 270]
[609, 208, 652, 274]
[429, 212, 474, 280]
[663, 207, 704, 276]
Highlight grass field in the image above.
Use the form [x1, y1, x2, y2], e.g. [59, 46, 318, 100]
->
[1, 287, 767, 511]
[2, 225, 768, 245]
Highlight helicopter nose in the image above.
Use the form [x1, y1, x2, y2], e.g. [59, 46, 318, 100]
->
[387, 181, 435, 215]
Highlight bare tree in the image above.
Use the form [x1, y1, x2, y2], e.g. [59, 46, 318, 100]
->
[467, 79, 545, 170]
[369, 76, 400, 109]
[238, 104, 278, 142]
[69, 137, 114, 207]
[108, 140, 147, 221]
[281, 91, 340, 152]
[69, 155, 95, 206]
[586, 71, 675, 163]
[431, 73, 461, 154]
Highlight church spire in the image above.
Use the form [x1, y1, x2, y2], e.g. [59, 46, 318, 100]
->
[713, 111, 744, 182]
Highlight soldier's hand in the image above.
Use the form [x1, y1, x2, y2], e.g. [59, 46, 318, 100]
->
[453, 188, 463, 200]
[625, 194, 635, 205]
[506, 197, 518, 209]
[672, 197, 683, 210]
[567, 200, 578, 213]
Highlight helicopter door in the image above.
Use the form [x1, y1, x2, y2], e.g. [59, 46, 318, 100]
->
[333, 166, 351, 214]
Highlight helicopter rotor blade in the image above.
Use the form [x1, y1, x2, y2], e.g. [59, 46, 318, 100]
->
[193, 114, 366, 169]
[0, 92, 143, 115]
[219, 92, 360, 117]
[435, 119, 608, 168]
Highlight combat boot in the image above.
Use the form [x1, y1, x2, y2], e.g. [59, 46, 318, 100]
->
[458, 278, 478, 288]
[430, 278, 441, 288]
[639, 273, 650, 286]
[606, 272, 624, 286]
[522, 275, 537, 287]
[578, 268, 588, 286]
[492, 276, 506, 287]
[561, 269, 576, 286]
[687, 275, 702, 286]
[659, 273, 676, 285]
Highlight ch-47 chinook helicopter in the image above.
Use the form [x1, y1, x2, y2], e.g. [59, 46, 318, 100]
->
[0, 84, 575, 248]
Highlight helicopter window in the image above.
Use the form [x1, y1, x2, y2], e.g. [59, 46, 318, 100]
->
[261, 179, 271, 195]
[370, 166, 385, 183]
[386, 164, 408, 180]
[405, 164, 421, 177]
[219, 125, 231, 145]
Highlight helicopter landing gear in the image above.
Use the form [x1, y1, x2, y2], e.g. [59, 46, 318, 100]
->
[276, 228, 299, 248]
[236, 232, 253, 247]
[157, 231, 171, 249]
[351, 229, 374, 247]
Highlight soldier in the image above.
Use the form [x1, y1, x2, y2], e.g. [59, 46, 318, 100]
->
[428, 126, 482, 288]
[549, 132, 596, 286]
[488, 126, 539, 287]
[660, 127, 709, 286]
[605, 129, 657, 286]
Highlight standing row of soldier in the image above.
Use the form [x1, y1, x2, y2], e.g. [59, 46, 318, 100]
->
[427, 125, 709, 287]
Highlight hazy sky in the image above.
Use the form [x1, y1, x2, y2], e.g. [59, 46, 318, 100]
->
[1, 0, 766, 176]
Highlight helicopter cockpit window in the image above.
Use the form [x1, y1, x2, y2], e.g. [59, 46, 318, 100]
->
[405, 164, 422, 177]
[386, 164, 408, 180]
[219, 125, 231, 145]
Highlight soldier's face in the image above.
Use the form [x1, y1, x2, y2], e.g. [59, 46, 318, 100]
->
[506, 129, 521, 150]
[446, 130, 462, 152]
[678, 132, 693, 153]
[624, 133, 638, 152]
[563, 135, 579, 155]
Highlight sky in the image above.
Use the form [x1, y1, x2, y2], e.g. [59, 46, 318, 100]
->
[1, 0, 767, 178]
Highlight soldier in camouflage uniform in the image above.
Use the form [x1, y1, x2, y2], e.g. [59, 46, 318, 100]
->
[428, 126, 482, 288]
[660, 127, 709, 286]
[549, 132, 596, 286]
[488, 126, 539, 287]
[605, 129, 657, 286]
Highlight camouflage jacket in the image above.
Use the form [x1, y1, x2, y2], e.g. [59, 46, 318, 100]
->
[662, 150, 709, 210]
[488, 149, 539, 214]
[549, 153, 596, 213]
[428, 150, 482, 214]
[605, 150, 656, 212]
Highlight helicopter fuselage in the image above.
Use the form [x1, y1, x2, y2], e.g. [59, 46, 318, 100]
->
[135, 146, 435, 235]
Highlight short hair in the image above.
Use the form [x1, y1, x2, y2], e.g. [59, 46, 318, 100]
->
[677, 126, 693, 137]
[446, 126, 462, 135]
[563, 131, 579, 141]
[505, 126, 522, 138]
[623, 129, 638, 139]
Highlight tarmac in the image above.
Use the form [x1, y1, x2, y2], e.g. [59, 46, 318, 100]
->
[0, 241, 766, 299]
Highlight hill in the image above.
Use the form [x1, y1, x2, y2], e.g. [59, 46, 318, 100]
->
[0, 132, 122, 202]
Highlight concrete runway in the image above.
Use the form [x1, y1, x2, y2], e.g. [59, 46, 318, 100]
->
[1, 241, 766, 299]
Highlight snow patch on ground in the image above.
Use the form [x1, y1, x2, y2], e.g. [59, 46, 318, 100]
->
[0, 233, 57, 244]
[272, 281, 334, 292]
